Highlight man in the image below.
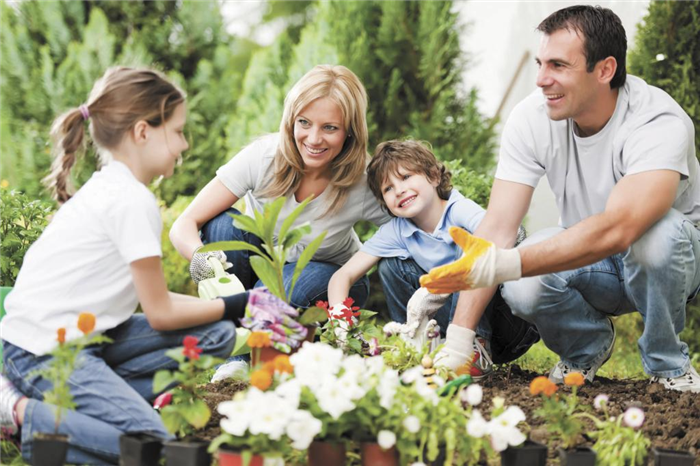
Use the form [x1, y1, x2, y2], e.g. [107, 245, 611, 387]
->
[421, 5, 700, 392]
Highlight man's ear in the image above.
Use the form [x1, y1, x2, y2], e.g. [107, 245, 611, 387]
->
[597, 56, 617, 85]
[132, 120, 149, 144]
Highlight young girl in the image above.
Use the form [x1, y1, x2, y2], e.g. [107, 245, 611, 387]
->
[0, 67, 248, 464]
[170, 65, 390, 310]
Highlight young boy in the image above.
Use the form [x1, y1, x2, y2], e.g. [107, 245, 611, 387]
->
[328, 140, 538, 377]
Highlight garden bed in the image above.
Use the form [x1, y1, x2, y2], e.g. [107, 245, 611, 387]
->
[198, 365, 700, 463]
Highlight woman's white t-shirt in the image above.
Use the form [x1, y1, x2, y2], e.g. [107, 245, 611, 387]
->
[1, 162, 162, 355]
[216, 133, 390, 265]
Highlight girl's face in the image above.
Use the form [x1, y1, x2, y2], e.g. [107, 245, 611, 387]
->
[145, 102, 189, 180]
[293, 97, 347, 176]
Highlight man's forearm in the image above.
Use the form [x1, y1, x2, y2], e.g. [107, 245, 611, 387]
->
[451, 286, 499, 329]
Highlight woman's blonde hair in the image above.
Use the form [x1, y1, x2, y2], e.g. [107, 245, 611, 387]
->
[259, 65, 369, 216]
[44, 67, 185, 203]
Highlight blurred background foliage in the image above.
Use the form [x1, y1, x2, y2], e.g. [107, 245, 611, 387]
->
[1, 0, 700, 354]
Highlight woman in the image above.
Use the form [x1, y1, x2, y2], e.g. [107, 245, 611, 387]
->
[170, 65, 390, 309]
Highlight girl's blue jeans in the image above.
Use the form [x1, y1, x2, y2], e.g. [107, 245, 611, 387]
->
[501, 209, 700, 378]
[201, 208, 370, 309]
[3, 314, 235, 465]
[378, 257, 540, 364]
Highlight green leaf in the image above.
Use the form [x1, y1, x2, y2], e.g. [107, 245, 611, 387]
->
[160, 405, 188, 436]
[288, 230, 327, 301]
[249, 255, 286, 301]
[358, 309, 378, 319]
[262, 197, 286, 246]
[180, 398, 211, 429]
[297, 306, 328, 325]
[198, 240, 265, 257]
[346, 338, 363, 353]
[231, 212, 261, 238]
[278, 195, 313, 241]
[153, 370, 178, 393]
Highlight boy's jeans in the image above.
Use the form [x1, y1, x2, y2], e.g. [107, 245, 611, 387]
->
[378, 257, 540, 364]
[202, 208, 370, 308]
[502, 209, 700, 378]
[3, 315, 235, 465]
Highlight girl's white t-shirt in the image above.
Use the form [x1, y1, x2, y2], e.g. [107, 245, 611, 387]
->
[216, 133, 390, 265]
[1, 162, 162, 355]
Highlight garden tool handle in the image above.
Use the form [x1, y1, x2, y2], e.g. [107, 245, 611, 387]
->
[207, 256, 226, 278]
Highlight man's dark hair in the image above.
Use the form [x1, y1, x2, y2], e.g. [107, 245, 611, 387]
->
[537, 5, 627, 89]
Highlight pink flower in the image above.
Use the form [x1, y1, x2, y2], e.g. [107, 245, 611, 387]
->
[182, 335, 203, 360]
[368, 338, 380, 356]
[593, 394, 609, 411]
[623, 407, 645, 429]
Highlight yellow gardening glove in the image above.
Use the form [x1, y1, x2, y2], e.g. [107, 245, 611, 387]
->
[420, 227, 522, 293]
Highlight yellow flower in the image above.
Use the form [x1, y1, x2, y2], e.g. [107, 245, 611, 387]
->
[247, 331, 272, 348]
[0, 179, 8, 189]
[250, 369, 272, 391]
[272, 355, 293, 374]
[57, 328, 66, 344]
[564, 372, 585, 387]
[77, 312, 96, 335]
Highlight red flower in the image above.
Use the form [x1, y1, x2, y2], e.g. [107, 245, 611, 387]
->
[316, 300, 329, 310]
[153, 392, 173, 410]
[182, 335, 203, 360]
[342, 297, 360, 312]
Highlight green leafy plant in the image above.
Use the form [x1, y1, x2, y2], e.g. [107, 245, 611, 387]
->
[316, 299, 383, 355]
[153, 335, 223, 438]
[34, 312, 112, 432]
[199, 196, 328, 321]
[0, 186, 53, 286]
[530, 374, 587, 449]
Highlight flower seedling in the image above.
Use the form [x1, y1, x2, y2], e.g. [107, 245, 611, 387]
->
[317, 298, 383, 355]
[153, 336, 223, 438]
[531, 373, 588, 449]
[34, 313, 111, 432]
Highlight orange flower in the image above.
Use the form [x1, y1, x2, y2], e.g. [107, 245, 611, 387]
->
[247, 331, 271, 348]
[543, 381, 559, 397]
[564, 372, 585, 387]
[57, 328, 66, 344]
[250, 369, 273, 390]
[262, 361, 276, 374]
[272, 355, 293, 374]
[529, 376, 550, 396]
[77, 312, 96, 335]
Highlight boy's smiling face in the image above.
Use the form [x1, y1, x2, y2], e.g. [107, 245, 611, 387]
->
[381, 168, 444, 230]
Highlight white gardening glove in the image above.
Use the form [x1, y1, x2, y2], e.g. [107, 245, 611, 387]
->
[405, 287, 450, 338]
[434, 324, 476, 370]
[420, 227, 521, 292]
[189, 248, 233, 284]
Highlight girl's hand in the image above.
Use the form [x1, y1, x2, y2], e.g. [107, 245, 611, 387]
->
[189, 249, 232, 284]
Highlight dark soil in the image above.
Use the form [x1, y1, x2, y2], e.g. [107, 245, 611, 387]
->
[198, 365, 700, 464]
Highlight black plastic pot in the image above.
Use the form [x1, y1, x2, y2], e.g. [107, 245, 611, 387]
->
[650, 446, 696, 466]
[501, 440, 547, 466]
[119, 432, 163, 466]
[33, 433, 69, 466]
[557, 446, 596, 466]
[164, 440, 211, 466]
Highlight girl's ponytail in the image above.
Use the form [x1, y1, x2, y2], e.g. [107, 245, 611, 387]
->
[43, 107, 89, 204]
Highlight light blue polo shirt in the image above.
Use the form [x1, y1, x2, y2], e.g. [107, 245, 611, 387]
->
[361, 190, 485, 273]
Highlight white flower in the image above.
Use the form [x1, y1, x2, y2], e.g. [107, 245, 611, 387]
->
[315, 378, 356, 419]
[593, 394, 609, 411]
[383, 321, 403, 336]
[466, 409, 488, 438]
[378, 369, 400, 410]
[377, 430, 396, 450]
[337, 371, 367, 401]
[275, 379, 302, 408]
[623, 407, 645, 429]
[656, 53, 665, 61]
[342, 354, 366, 379]
[262, 458, 285, 466]
[218, 400, 250, 436]
[248, 391, 294, 440]
[290, 342, 344, 389]
[403, 415, 421, 434]
[411, 463, 427, 466]
[461, 384, 483, 406]
[286, 410, 322, 450]
[365, 356, 386, 379]
[488, 406, 526, 452]
[400, 365, 423, 384]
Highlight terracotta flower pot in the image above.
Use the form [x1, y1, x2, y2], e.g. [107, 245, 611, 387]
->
[650, 446, 695, 466]
[119, 432, 163, 466]
[163, 440, 210, 466]
[32, 433, 68, 466]
[217, 446, 265, 466]
[360, 442, 398, 466]
[308, 440, 346, 466]
[501, 439, 547, 466]
[557, 446, 596, 466]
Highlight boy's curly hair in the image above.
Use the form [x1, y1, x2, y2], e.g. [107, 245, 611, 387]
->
[367, 139, 452, 215]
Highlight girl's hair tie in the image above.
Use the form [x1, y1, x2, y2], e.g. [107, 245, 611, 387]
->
[79, 104, 90, 121]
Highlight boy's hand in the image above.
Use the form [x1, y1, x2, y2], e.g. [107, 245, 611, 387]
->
[406, 288, 450, 338]
[189, 248, 232, 284]
[420, 227, 522, 292]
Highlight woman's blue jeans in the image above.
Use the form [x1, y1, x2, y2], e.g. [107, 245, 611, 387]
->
[3, 315, 235, 465]
[501, 209, 700, 378]
[201, 208, 370, 309]
[378, 257, 540, 364]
